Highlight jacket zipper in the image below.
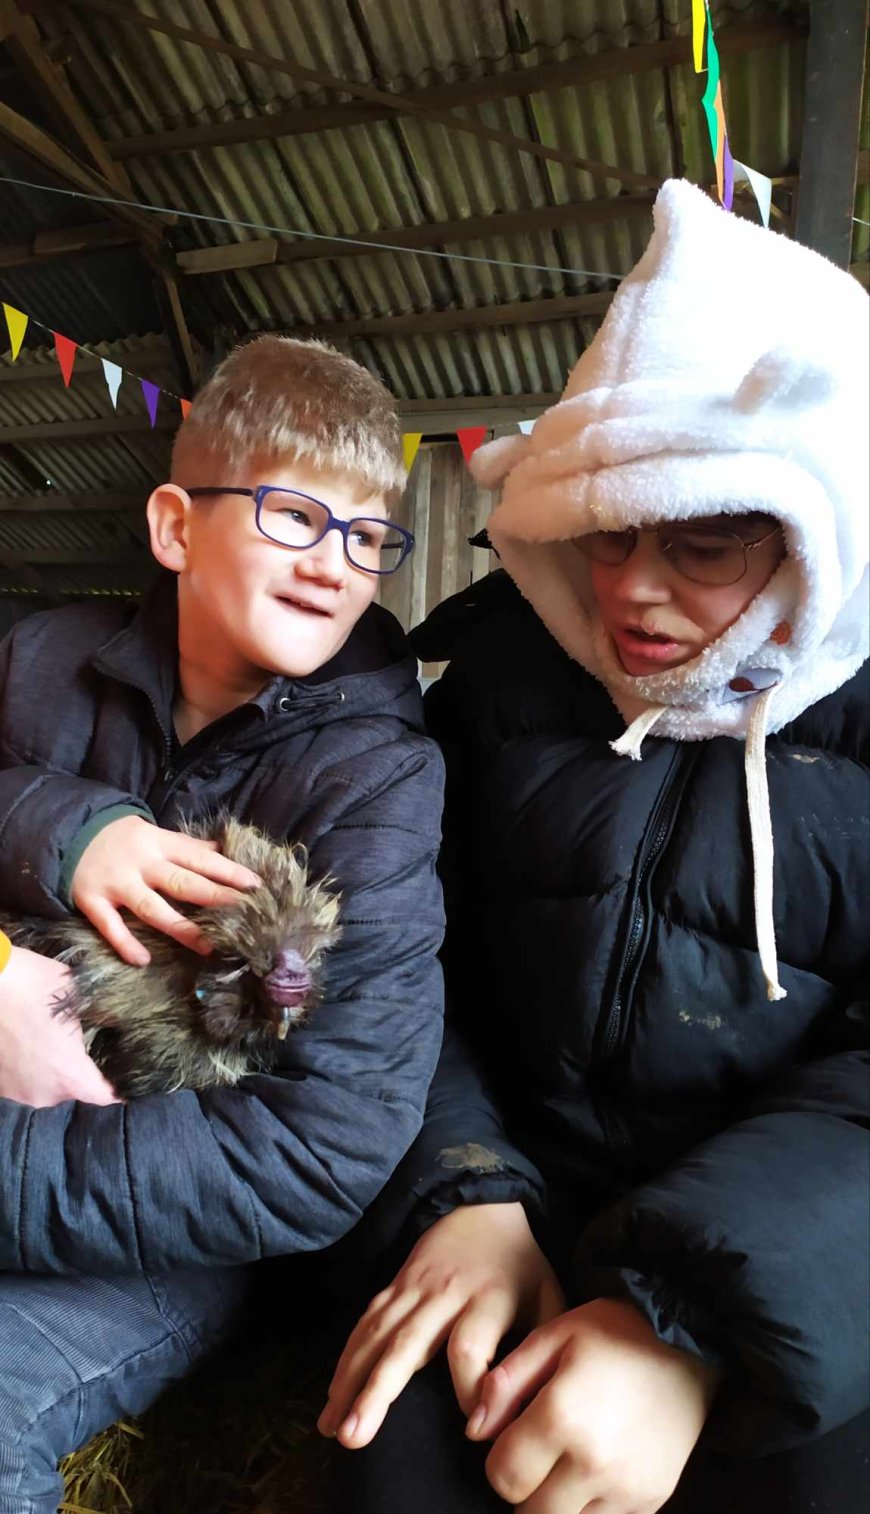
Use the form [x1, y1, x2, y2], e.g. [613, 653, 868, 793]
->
[600, 745, 694, 1060]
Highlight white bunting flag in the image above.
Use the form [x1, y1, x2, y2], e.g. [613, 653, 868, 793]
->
[101, 358, 123, 409]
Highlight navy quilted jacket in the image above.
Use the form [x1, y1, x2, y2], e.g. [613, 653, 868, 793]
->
[0, 575, 445, 1274]
[370, 574, 869, 1456]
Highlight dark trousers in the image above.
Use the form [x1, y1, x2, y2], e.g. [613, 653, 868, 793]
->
[2, 1263, 867, 1514]
[0, 1268, 248, 1514]
[326, 1353, 870, 1514]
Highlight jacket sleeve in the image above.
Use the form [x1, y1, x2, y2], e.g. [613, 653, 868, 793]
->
[0, 627, 152, 915]
[354, 1015, 550, 1264]
[0, 742, 446, 1273]
[577, 1031, 870, 1456]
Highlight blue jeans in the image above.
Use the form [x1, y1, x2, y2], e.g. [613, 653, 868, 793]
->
[0, 1268, 248, 1514]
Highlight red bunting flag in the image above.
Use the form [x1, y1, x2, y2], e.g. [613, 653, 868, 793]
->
[179, 397, 192, 419]
[456, 426, 488, 464]
[53, 331, 78, 387]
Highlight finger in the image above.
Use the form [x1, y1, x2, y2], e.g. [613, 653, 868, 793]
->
[447, 1288, 519, 1416]
[332, 1293, 458, 1448]
[467, 1326, 564, 1442]
[484, 1403, 565, 1507]
[165, 837, 261, 891]
[126, 890, 213, 955]
[319, 1291, 417, 1432]
[72, 1069, 123, 1106]
[78, 899, 151, 966]
[516, 1453, 603, 1514]
[152, 864, 254, 911]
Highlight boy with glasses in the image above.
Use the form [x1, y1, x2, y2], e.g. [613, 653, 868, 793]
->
[0, 335, 444, 1512]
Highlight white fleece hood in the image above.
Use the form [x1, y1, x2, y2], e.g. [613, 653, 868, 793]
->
[472, 180, 869, 1000]
[476, 179, 869, 742]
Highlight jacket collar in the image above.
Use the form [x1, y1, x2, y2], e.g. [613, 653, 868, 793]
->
[90, 572, 422, 740]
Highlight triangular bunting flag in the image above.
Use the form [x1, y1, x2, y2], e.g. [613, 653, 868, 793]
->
[691, 0, 707, 72]
[53, 331, 78, 387]
[179, 397, 192, 420]
[402, 432, 423, 473]
[140, 379, 161, 427]
[456, 426, 488, 464]
[733, 159, 772, 228]
[2, 304, 28, 361]
[101, 359, 123, 409]
[722, 136, 735, 212]
[517, 419, 536, 435]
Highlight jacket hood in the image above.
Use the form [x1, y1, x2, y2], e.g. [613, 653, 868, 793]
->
[474, 179, 869, 742]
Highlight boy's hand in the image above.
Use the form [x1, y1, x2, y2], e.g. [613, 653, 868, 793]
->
[0, 946, 119, 1106]
[72, 815, 261, 966]
[318, 1203, 566, 1447]
[467, 1298, 720, 1513]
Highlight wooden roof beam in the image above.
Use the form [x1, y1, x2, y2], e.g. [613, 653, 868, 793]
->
[0, 0, 134, 191]
[101, 21, 803, 161]
[50, 0, 658, 190]
[1, 1, 198, 390]
[0, 493, 148, 511]
[0, 413, 178, 442]
[0, 220, 135, 269]
[292, 290, 613, 341]
[177, 195, 656, 276]
[0, 542, 63, 597]
[0, 98, 163, 244]
[0, 390, 572, 445]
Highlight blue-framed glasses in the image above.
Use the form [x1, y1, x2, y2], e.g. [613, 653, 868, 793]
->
[186, 486, 415, 576]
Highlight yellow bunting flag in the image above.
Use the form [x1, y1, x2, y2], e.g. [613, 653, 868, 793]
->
[691, 0, 707, 72]
[2, 303, 28, 360]
[402, 432, 423, 473]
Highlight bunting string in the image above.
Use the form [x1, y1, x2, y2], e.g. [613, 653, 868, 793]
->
[2, 302, 192, 423]
[2, 299, 534, 473]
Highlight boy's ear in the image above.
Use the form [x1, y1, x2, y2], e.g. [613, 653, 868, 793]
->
[147, 484, 192, 571]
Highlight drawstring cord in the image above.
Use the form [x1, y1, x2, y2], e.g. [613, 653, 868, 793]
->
[610, 690, 787, 1001]
[610, 705, 666, 758]
[745, 684, 787, 1000]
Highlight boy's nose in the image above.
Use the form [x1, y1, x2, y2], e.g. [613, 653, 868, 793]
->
[296, 528, 347, 586]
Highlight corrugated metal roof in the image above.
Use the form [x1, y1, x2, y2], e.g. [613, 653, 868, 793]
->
[20, 0, 814, 366]
[0, 0, 864, 600]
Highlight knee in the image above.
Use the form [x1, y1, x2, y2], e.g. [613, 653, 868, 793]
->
[0, 1326, 78, 1513]
[0, 1415, 66, 1514]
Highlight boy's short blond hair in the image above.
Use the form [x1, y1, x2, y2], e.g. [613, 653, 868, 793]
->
[172, 335, 406, 500]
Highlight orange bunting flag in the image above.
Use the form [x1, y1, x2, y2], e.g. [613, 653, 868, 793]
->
[179, 397, 193, 420]
[2, 304, 28, 360]
[53, 331, 78, 387]
[456, 426, 488, 464]
[402, 432, 423, 473]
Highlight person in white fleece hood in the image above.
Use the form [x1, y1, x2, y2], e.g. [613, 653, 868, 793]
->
[320, 182, 869, 1514]
[476, 178, 869, 1002]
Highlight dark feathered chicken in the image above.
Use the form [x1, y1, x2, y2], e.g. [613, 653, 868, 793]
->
[0, 818, 341, 1098]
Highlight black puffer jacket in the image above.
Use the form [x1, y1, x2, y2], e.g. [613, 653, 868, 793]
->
[381, 575, 869, 1457]
[0, 576, 445, 1274]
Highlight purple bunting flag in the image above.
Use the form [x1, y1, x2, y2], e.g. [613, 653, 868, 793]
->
[140, 378, 161, 427]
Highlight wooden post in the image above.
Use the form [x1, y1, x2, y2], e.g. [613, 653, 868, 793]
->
[794, 0, 869, 267]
